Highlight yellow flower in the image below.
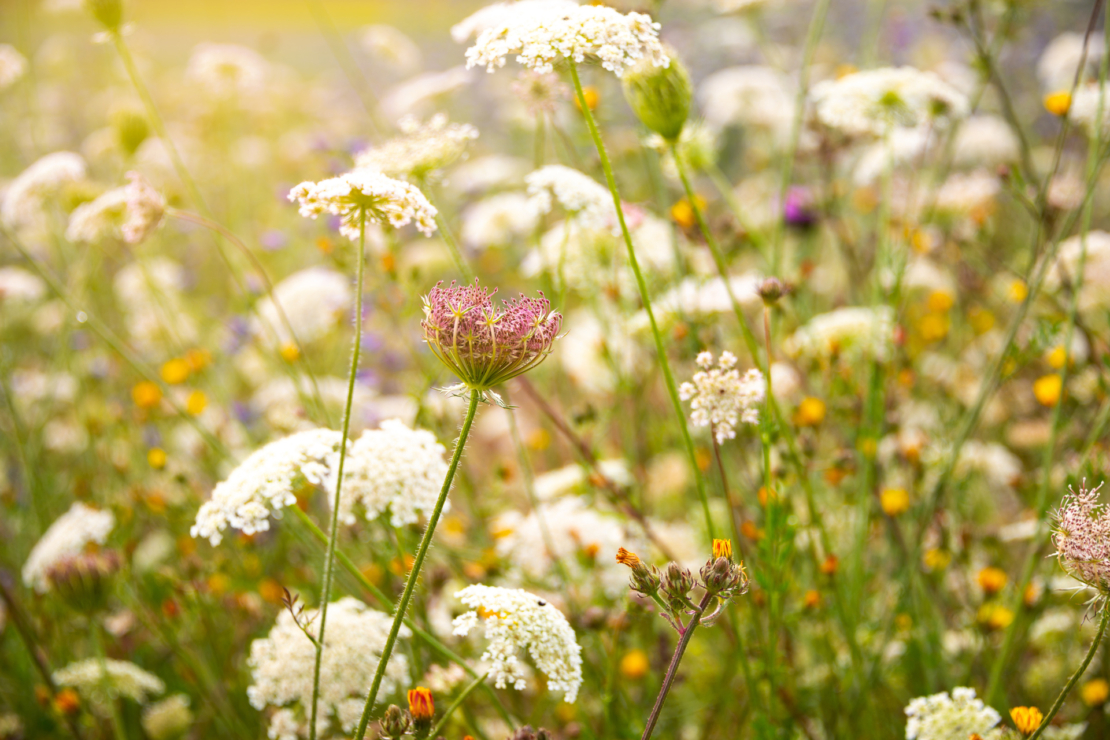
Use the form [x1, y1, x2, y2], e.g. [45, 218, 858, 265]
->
[527, 428, 550, 451]
[280, 343, 300, 362]
[926, 290, 954, 313]
[186, 390, 208, 416]
[977, 602, 1014, 630]
[880, 488, 910, 516]
[258, 578, 284, 604]
[895, 613, 913, 631]
[619, 649, 650, 680]
[1008, 279, 1028, 303]
[147, 447, 167, 470]
[923, 548, 951, 572]
[185, 348, 211, 372]
[1081, 678, 1110, 706]
[820, 554, 839, 575]
[917, 312, 949, 343]
[615, 548, 642, 568]
[795, 396, 826, 427]
[977, 566, 1007, 595]
[1044, 90, 1072, 116]
[713, 539, 732, 560]
[160, 358, 190, 385]
[574, 85, 600, 111]
[132, 381, 162, 409]
[1009, 706, 1042, 735]
[206, 573, 230, 596]
[1033, 374, 1062, 407]
[670, 196, 704, 228]
[968, 306, 995, 334]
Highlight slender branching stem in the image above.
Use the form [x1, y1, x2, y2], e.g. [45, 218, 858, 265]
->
[426, 672, 489, 739]
[641, 591, 714, 740]
[1028, 606, 1110, 740]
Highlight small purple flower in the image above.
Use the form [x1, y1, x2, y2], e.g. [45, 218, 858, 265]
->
[421, 279, 562, 401]
[783, 186, 818, 228]
[260, 229, 287, 251]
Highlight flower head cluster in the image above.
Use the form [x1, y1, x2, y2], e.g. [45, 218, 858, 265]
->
[66, 187, 129, 244]
[191, 429, 344, 545]
[355, 114, 478, 179]
[185, 43, 270, 98]
[54, 659, 165, 716]
[526, 165, 615, 231]
[462, 192, 542, 249]
[785, 306, 895, 364]
[253, 266, 351, 345]
[810, 67, 968, 136]
[464, 1, 668, 77]
[141, 695, 193, 740]
[248, 597, 410, 740]
[452, 585, 583, 702]
[0, 44, 27, 91]
[0, 267, 46, 304]
[451, 0, 578, 43]
[1, 151, 86, 229]
[1047, 231, 1110, 315]
[330, 419, 449, 527]
[1051, 481, 1110, 596]
[421, 279, 562, 398]
[904, 687, 1000, 740]
[23, 502, 115, 593]
[122, 171, 166, 244]
[679, 351, 765, 444]
[289, 170, 437, 239]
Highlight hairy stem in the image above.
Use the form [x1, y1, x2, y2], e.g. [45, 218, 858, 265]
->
[1028, 606, 1110, 740]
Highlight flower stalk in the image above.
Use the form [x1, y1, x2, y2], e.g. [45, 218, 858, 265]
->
[1028, 606, 1110, 740]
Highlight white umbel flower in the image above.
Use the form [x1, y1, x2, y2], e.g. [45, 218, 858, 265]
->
[904, 687, 1000, 740]
[1068, 84, 1110, 137]
[0, 267, 46, 304]
[191, 429, 344, 545]
[1047, 230, 1110, 315]
[289, 169, 438, 239]
[1038, 33, 1105, 91]
[247, 597, 410, 740]
[452, 584, 583, 702]
[464, 1, 668, 77]
[526, 164, 615, 231]
[22, 502, 115, 593]
[698, 65, 795, 132]
[810, 67, 968, 136]
[186, 43, 270, 98]
[451, 0, 579, 43]
[679, 351, 765, 444]
[141, 695, 193, 740]
[252, 266, 351, 345]
[66, 187, 129, 244]
[54, 659, 164, 715]
[355, 114, 478, 179]
[1, 151, 87, 229]
[0, 44, 27, 90]
[952, 116, 1019, 169]
[785, 306, 895, 363]
[461, 192, 542, 249]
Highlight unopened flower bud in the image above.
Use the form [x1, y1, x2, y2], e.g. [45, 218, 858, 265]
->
[758, 278, 786, 305]
[46, 550, 122, 614]
[84, 0, 124, 31]
[621, 49, 691, 142]
[616, 548, 660, 595]
[660, 562, 694, 603]
[701, 557, 734, 594]
[380, 704, 411, 740]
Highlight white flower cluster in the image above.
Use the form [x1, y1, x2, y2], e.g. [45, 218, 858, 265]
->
[1, 151, 86, 229]
[141, 694, 193, 740]
[66, 187, 129, 243]
[54, 659, 165, 715]
[526, 164, 615, 231]
[464, 1, 668, 77]
[679, 351, 765, 444]
[493, 496, 646, 596]
[1038, 32, 1104, 91]
[23, 502, 115, 593]
[904, 687, 1000, 740]
[355, 113, 478, 179]
[0, 267, 46, 304]
[289, 169, 438, 239]
[0, 43, 27, 91]
[247, 597, 410, 740]
[462, 192, 542, 249]
[952, 116, 1019, 169]
[785, 306, 895, 363]
[451, 0, 578, 43]
[452, 584, 583, 702]
[191, 429, 344, 545]
[329, 419, 449, 528]
[1068, 84, 1110, 137]
[186, 43, 271, 98]
[1048, 230, 1110, 315]
[253, 266, 351, 345]
[358, 25, 422, 75]
[810, 67, 968, 136]
[699, 66, 796, 132]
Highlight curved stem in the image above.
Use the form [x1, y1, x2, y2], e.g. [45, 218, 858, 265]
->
[308, 211, 367, 740]
[354, 389, 481, 740]
[641, 591, 713, 740]
[426, 672, 488, 739]
[1028, 605, 1110, 740]
[567, 61, 715, 540]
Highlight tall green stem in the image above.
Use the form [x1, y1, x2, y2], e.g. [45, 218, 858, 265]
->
[92, 622, 128, 740]
[354, 389, 481, 740]
[307, 211, 367, 740]
[1028, 606, 1110, 740]
[567, 62, 715, 540]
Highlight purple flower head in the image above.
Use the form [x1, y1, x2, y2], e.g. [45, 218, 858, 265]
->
[421, 279, 562, 400]
[1052, 480, 1110, 600]
[783, 186, 818, 228]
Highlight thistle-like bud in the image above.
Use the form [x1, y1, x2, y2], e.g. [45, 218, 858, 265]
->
[616, 548, 660, 596]
[758, 278, 786, 305]
[380, 704, 411, 740]
[407, 687, 435, 738]
[621, 48, 692, 142]
[660, 562, 695, 604]
[45, 550, 121, 614]
[84, 0, 124, 31]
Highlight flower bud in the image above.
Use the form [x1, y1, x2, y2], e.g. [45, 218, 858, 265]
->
[616, 548, 660, 596]
[758, 278, 786, 305]
[112, 108, 150, 157]
[660, 562, 694, 603]
[380, 704, 411, 740]
[45, 550, 121, 614]
[621, 50, 691, 142]
[408, 687, 435, 738]
[84, 0, 124, 31]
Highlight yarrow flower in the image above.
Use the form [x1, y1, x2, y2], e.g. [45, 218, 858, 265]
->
[526, 164, 616, 231]
[23, 502, 115, 593]
[678, 351, 765, 444]
[464, 1, 668, 77]
[288, 169, 437, 239]
[810, 67, 968, 136]
[904, 687, 1001, 740]
[421, 279, 562, 403]
[1052, 480, 1110, 598]
[355, 113, 478, 180]
[452, 584, 583, 702]
[247, 597, 410, 740]
[54, 659, 165, 716]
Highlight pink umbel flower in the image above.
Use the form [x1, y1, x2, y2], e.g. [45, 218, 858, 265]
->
[1052, 480, 1110, 599]
[421, 279, 561, 404]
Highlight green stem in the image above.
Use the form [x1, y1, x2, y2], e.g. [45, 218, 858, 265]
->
[308, 211, 367, 740]
[92, 622, 128, 740]
[416, 176, 472, 281]
[640, 592, 714, 740]
[1028, 606, 1110, 740]
[354, 389, 481, 740]
[567, 61, 714, 540]
[426, 672, 488, 739]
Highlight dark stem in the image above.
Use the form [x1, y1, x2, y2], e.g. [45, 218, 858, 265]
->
[641, 591, 714, 740]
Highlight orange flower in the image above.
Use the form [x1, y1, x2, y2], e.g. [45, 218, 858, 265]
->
[615, 547, 641, 568]
[619, 649, 650, 680]
[131, 381, 162, 409]
[712, 539, 732, 560]
[407, 687, 435, 722]
[977, 566, 1008, 595]
[53, 688, 80, 715]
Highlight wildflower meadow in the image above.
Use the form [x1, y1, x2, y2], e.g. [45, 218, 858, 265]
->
[3, 0, 1110, 738]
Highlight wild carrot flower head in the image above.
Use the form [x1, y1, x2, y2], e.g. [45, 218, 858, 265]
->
[678, 350, 765, 444]
[288, 169, 437, 240]
[904, 687, 1001, 740]
[1051, 480, 1110, 599]
[421, 279, 562, 402]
